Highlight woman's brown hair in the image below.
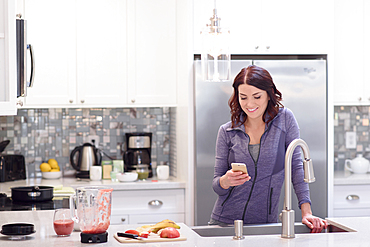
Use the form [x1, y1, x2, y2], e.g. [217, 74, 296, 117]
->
[228, 65, 283, 128]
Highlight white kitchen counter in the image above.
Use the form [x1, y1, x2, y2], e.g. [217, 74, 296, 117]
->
[0, 176, 186, 196]
[0, 210, 369, 247]
[334, 170, 370, 185]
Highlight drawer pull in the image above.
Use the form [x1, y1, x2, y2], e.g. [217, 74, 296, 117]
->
[346, 195, 360, 201]
[148, 200, 163, 207]
[121, 218, 126, 222]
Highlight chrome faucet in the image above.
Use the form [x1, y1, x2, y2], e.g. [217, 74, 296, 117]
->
[281, 139, 315, 238]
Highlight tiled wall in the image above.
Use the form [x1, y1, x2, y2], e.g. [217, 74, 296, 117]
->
[334, 106, 370, 171]
[0, 107, 174, 178]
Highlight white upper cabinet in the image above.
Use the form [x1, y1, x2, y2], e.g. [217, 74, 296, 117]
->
[126, 0, 177, 106]
[0, 0, 17, 115]
[334, 0, 370, 105]
[24, 0, 127, 108]
[193, 0, 332, 55]
[76, 0, 127, 107]
[24, 0, 77, 107]
[23, 0, 177, 108]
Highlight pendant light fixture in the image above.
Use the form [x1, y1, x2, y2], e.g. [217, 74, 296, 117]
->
[201, 0, 231, 82]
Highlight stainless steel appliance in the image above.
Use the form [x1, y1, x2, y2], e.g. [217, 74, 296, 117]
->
[0, 140, 26, 182]
[123, 132, 153, 177]
[70, 143, 102, 178]
[16, 17, 35, 97]
[194, 56, 327, 225]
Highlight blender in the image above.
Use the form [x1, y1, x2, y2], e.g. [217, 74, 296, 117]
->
[70, 186, 113, 243]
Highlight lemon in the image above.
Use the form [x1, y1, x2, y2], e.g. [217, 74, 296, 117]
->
[40, 162, 52, 172]
[48, 158, 59, 170]
[50, 169, 60, 172]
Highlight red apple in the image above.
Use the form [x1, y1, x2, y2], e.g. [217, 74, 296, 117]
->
[160, 227, 180, 238]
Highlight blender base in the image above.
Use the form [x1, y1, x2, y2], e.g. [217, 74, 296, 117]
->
[80, 232, 108, 243]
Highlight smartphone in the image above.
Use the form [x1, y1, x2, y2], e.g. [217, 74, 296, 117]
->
[231, 163, 248, 174]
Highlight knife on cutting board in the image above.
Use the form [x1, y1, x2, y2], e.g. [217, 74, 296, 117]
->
[117, 232, 143, 240]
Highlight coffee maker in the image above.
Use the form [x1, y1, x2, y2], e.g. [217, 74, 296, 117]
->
[123, 132, 152, 177]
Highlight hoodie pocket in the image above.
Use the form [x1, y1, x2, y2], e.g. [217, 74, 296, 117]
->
[269, 188, 273, 215]
[221, 187, 235, 206]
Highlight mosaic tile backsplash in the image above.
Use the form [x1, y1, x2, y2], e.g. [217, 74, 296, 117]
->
[0, 107, 174, 178]
[334, 106, 370, 171]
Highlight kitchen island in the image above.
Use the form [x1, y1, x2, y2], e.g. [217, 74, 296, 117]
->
[0, 210, 369, 246]
[0, 177, 186, 195]
[0, 177, 187, 225]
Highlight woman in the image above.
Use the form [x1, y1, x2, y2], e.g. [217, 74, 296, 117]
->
[209, 65, 327, 233]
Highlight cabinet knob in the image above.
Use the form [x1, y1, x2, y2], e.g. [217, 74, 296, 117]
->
[346, 195, 359, 201]
[16, 100, 23, 107]
[255, 46, 259, 50]
[121, 218, 126, 222]
[69, 99, 73, 103]
[131, 99, 136, 103]
[358, 97, 362, 101]
[266, 46, 270, 50]
[148, 200, 163, 207]
[81, 100, 85, 103]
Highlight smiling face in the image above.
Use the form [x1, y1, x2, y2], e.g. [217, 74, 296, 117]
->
[238, 84, 270, 121]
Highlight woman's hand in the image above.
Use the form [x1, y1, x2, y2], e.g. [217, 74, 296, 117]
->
[219, 170, 251, 189]
[301, 203, 328, 233]
[302, 215, 328, 233]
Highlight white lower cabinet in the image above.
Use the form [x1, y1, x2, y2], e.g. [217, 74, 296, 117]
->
[333, 184, 370, 217]
[111, 189, 185, 225]
[111, 214, 129, 225]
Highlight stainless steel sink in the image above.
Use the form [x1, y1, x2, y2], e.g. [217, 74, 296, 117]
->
[191, 223, 353, 237]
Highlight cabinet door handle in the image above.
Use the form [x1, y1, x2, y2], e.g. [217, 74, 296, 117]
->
[358, 97, 362, 101]
[121, 218, 126, 222]
[346, 195, 360, 201]
[27, 44, 35, 87]
[148, 200, 163, 207]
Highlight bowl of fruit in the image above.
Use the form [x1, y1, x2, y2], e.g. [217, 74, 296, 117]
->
[40, 159, 62, 179]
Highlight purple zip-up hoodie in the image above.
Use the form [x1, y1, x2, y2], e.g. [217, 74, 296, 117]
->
[211, 107, 311, 224]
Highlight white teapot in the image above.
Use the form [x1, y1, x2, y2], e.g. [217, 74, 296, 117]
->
[345, 154, 370, 174]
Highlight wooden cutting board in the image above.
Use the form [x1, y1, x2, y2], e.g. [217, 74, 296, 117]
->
[114, 233, 187, 243]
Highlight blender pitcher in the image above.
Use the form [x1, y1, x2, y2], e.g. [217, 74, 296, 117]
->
[70, 186, 113, 243]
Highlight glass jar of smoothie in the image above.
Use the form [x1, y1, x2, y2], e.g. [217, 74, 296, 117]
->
[136, 164, 149, 180]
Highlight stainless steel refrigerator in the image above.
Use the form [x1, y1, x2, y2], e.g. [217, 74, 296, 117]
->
[194, 57, 327, 226]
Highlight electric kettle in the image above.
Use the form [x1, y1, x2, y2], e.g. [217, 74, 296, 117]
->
[70, 143, 102, 178]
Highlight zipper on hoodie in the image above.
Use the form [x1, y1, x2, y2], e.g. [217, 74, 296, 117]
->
[241, 123, 272, 221]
